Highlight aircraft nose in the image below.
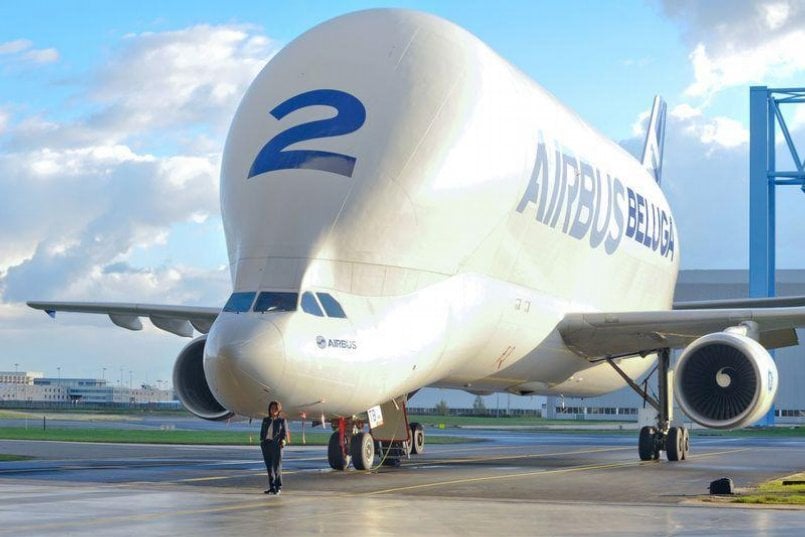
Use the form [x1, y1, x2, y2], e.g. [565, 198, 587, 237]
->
[203, 315, 286, 414]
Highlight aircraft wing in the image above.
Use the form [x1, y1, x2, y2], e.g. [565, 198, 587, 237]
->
[27, 301, 219, 337]
[558, 306, 805, 359]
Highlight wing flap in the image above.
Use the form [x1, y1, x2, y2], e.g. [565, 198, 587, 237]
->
[760, 328, 799, 349]
[559, 306, 805, 358]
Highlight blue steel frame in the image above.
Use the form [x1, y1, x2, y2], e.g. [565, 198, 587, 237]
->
[749, 86, 805, 426]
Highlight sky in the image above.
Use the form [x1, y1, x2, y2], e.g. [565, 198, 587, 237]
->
[1, 1, 804, 405]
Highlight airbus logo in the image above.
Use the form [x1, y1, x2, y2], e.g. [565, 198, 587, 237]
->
[316, 336, 357, 350]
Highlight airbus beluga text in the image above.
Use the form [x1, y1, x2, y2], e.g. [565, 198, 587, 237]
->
[31, 9, 805, 471]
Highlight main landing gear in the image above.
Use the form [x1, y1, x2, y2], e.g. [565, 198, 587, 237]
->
[606, 348, 690, 463]
[326, 416, 425, 471]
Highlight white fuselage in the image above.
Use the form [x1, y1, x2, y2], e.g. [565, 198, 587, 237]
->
[203, 9, 680, 419]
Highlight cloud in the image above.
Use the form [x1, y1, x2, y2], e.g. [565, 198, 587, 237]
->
[680, 113, 748, 150]
[0, 23, 277, 309]
[0, 108, 8, 135]
[626, 106, 750, 268]
[657, 1, 805, 98]
[87, 25, 275, 142]
[23, 47, 59, 64]
[643, 103, 750, 152]
[7, 25, 276, 154]
[790, 105, 805, 132]
[628, 98, 802, 269]
[0, 39, 32, 55]
[0, 144, 220, 301]
[631, 110, 651, 136]
[0, 38, 59, 65]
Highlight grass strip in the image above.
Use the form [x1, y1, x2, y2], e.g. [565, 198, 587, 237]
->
[733, 473, 805, 505]
[0, 454, 33, 461]
[0, 426, 475, 446]
[694, 427, 805, 437]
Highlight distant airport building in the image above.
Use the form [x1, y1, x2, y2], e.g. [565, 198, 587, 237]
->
[0, 380, 69, 403]
[0, 374, 174, 406]
[0, 371, 43, 384]
[548, 269, 805, 424]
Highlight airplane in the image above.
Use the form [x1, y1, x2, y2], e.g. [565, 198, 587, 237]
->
[28, 9, 805, 471]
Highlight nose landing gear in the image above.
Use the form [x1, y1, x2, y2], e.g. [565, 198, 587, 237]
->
[350, 431, 375, 470]
[326, 399, 426, 471]
[327, 417, 352, 470]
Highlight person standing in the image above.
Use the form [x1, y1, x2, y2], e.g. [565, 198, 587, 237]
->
[260, 400, 290, 494]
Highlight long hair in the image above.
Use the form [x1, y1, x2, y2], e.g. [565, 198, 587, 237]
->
[268, 400, 282, 416]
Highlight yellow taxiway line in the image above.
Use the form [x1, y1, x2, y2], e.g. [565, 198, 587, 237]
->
[364, 448, 750, 496]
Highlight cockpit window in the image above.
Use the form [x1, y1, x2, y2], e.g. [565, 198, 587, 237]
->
[223, 292, 256, 313]
[301, 292, 324, 317]
[254, 292, 299, 313]
[316, 293, 347, 318]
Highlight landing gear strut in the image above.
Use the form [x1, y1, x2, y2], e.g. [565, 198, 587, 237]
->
[607, 348, 689, 462]
[326, 400, 426, 471]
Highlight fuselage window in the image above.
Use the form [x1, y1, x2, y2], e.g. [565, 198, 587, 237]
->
[223, 292, 256, 313]
[301, 292, 325, 317]
[254, 292, 299, 313]
[316, 293, 347, 318]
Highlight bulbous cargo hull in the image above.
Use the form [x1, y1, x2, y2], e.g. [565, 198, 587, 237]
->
[219, 9, 678, 310]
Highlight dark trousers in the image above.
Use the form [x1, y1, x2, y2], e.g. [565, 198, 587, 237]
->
[261, 439, 282, 490]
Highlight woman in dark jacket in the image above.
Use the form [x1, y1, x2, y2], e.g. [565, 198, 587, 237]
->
[260, 400, 290, 494]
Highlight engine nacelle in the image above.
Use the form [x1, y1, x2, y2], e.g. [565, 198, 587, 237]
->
[674, 332, 778, 429]
[173, 336, 234, 421]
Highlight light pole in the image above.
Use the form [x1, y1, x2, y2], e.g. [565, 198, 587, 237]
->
[102, 367, 106, 382]
[129, 370, 133, 390]
[57, 366, 61, 384]
[14, 363, 18, 373]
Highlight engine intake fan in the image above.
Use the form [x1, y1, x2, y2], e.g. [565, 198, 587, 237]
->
[173, 335, 234, 421]
[674, 331, 777, 429]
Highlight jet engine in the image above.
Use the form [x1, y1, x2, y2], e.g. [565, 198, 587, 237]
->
[173, 336, 234, 421]
[674, 331, 778, 429]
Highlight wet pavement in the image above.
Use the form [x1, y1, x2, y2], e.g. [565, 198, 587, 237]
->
[0, 429, 803, 535]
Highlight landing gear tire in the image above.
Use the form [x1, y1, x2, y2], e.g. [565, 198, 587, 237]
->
[638, 426, 657, 461]
[665, 426, 685, 462]
[327, 431, 351, 470]
[351, 432, 376, 471]
[410, 422, 425, 455]
[680, 427, 690, 460]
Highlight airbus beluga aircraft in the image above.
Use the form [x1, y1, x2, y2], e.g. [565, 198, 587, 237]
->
[30, 9, 805, 471]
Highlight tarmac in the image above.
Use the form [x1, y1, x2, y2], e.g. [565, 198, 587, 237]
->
[0, 427, 803, 536]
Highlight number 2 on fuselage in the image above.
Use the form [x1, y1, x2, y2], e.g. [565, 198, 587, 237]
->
[248, 89, 366, 179]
